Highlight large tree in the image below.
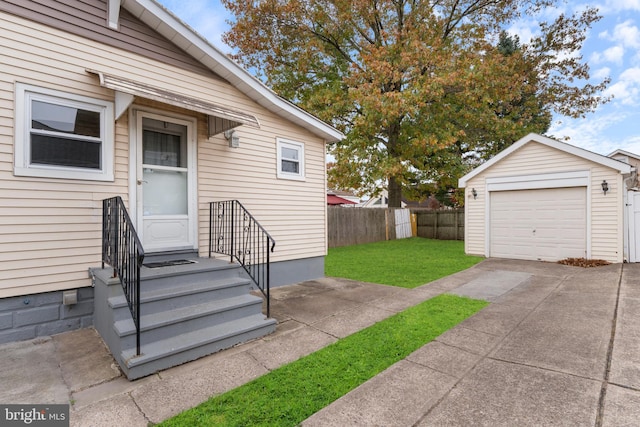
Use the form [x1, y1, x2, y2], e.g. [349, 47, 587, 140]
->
[222, 0, 609, 207]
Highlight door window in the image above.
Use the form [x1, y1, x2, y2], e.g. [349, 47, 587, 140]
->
[142, 118, 188, 216]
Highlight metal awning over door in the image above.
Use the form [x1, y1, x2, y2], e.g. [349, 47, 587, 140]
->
[87, 69, 260, 136]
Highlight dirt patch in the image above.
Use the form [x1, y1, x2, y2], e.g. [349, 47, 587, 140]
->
[557, 257, 611, 268]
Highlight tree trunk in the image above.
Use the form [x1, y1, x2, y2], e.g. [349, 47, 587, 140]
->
[387, 118, 403, 208]
[388, 176, 403, 207]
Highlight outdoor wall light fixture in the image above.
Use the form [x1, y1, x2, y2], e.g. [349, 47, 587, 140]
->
[224, 130, 240, 148]
[602, 180, 609, 195]
[471, 188, 477, 199]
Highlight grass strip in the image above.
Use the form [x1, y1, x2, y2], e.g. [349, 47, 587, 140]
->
[160, 294, 488, 427]
[325, 237, 483, 288]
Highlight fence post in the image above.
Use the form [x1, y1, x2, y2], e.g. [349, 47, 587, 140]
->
[385, 209, 389, 241]
[455, 209, 459, 240]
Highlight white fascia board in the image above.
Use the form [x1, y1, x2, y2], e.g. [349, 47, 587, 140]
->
[459, 133, 632, 187]
[108, 0, 121, 30]
[123, 0, 344, 143]
[486, 170, 590, 191]
[608, 149, 640, 162]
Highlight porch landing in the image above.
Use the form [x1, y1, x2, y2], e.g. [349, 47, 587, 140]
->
[92, 254, 276, 380]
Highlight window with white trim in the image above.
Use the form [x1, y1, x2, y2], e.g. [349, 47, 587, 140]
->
[14, 83, 114, 181]
[276, 138, 305, 180]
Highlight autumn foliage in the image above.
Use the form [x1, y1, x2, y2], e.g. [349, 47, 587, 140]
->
[222, 0, 608, 206]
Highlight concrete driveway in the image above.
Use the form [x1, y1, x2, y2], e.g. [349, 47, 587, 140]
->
[304, 259, 640, 426]
[1, 258, 638, 426]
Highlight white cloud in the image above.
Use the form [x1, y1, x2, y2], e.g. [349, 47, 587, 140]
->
[614, 21, 640, 48]
[600, 20, 640, 49]
[593, 66, 612, 79]
[506, 20, 538, 45]
[548, 111, 630, 154]
[601, 0, 640, 13]
[604, 67, 640, 104]
[603, 45, 625, 64]
[590, 48, 623, 65]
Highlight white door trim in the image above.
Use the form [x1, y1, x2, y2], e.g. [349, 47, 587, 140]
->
[484, 170, 592, 259]
[128, 106, 198, 252]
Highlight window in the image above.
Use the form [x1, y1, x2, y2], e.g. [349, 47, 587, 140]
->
[14, 83, 114, 181]
[276, 138, 305, 180]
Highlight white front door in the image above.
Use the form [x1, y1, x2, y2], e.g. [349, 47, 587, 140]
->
[134, 110, 197, 252]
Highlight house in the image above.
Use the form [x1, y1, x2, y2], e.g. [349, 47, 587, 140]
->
[327, 195, 357, 206]
[360, 190, 404, 208]
[459, 133, 639, 263]
[0, 0, 342, 378]
[361, 190, 442, 209]
[327, 189, 359, 206]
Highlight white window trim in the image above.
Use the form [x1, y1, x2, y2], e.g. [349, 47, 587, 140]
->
[14, 83, 114, 181]
[276, 138, 305, 181]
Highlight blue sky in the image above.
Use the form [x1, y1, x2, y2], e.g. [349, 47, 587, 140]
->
[158, 0, 640, 156]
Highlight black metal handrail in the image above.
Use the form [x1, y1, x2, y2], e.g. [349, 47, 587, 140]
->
[102, 196, 145, 356]
[209, 200, 276, 316]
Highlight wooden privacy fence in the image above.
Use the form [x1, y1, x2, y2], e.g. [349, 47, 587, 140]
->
[413, 209, 464, 241]
[327, 207, 464, 247]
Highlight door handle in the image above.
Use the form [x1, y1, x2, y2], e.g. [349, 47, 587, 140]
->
[137, 179, 148, 185]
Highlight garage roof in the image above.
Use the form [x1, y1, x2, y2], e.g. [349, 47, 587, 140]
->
[459, 133, 632, 188]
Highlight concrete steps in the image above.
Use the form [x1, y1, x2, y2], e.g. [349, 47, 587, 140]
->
[92, 254, 276, 380]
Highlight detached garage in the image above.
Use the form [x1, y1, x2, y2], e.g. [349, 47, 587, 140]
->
[459, 133, 634, 263]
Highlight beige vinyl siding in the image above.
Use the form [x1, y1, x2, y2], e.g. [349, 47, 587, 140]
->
[464, 183, 487, 257]
[465, 141, 624, 263]
[0, 11, 328, 297]
[0, 0, 211, 75]
[195, 109, 327, 261]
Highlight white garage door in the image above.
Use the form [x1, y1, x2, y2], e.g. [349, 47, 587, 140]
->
[490, 187, 586, 261]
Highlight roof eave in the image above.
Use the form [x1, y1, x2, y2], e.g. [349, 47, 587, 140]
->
[459, 133, 632, 188]
[122, 0, 344, 143]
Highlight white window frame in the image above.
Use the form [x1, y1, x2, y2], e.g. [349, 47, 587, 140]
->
[14, 83, 114, 181]
[276, 138, 305, 181]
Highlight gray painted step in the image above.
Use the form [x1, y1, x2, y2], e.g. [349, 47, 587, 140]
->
[108, 277, 252, 319]
[142, 249, 199, 264]
[121, 314, 276, 379]
[93, 256, 275, 380]
[114, 294, 265, 345]
[139, 257, 242, 290]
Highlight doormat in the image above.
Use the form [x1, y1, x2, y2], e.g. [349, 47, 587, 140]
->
[143, 259, 197, 268]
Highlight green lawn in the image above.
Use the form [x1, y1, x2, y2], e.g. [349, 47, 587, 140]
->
[325, 237, 483, 288]
[160, 294, 487, 427]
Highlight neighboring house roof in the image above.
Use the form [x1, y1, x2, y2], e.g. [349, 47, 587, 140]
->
[112, 0, 343, 143]
[360, 190, 408, 208]
[608, 149, 640, 163]
[327, 195, 357, 205]
[360, 189, 442, 209]
[327, 188, 360, 204]
[459, 133, 633, 187]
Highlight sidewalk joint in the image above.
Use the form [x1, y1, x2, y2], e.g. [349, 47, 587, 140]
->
[595, 263, 624, 427]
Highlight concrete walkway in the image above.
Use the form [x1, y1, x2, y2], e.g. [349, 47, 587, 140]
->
[1, 259, 639, 426]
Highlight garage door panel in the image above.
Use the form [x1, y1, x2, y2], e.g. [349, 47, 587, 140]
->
[490, 187, 586, 261]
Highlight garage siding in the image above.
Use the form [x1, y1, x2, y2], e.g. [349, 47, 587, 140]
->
[465, 141, 624, 263]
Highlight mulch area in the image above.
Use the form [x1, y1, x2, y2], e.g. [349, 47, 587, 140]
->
[557, 258, 611, 268]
